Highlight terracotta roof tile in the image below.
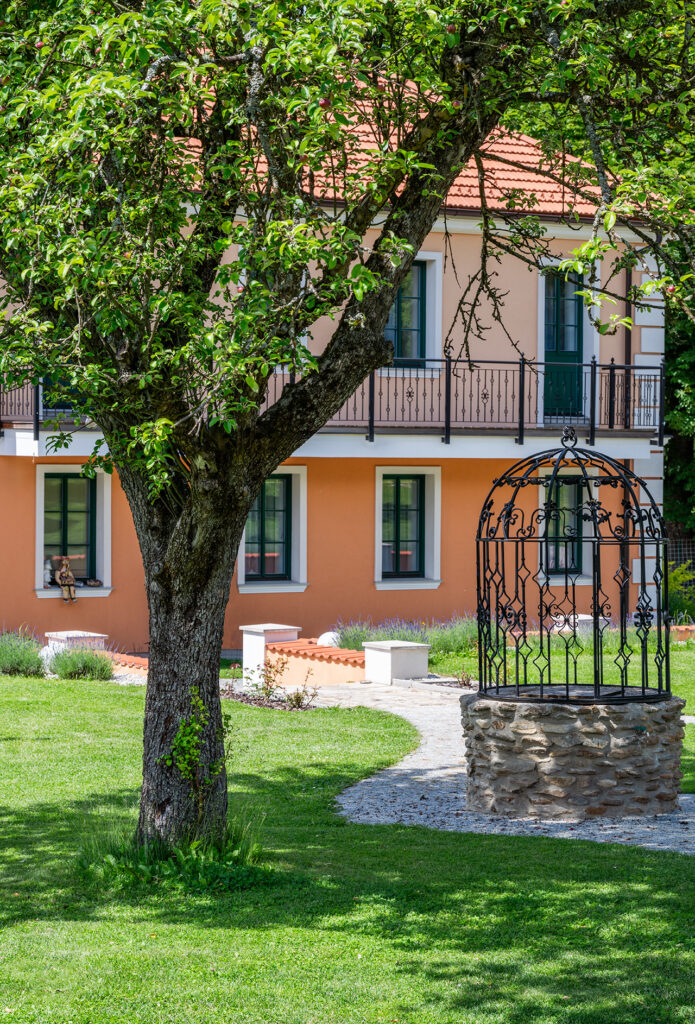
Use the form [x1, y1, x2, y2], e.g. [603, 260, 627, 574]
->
[266, 638, 366, 667]
[448, 131, 597, 217]
[109, 652, 149, 672]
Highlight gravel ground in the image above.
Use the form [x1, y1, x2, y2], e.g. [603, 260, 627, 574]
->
[313, 681, 695, 856]
[112, 670, 147, 687]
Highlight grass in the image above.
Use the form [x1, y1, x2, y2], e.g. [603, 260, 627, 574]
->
[682, 725, 695, 793]
[430, 643, 695, 710]
[220, 657, 243, 679]
[2, 676, 695, 1023]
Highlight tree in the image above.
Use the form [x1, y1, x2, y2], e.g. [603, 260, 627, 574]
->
[1, 0, 693, 845]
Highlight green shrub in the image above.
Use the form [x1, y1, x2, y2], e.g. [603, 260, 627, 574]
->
[0, 630, 44, 677]
[668, 560, 695, 622]
[51, 647, 113, 680]
[78, 816, 267, 893]
[336, 616, 478, 656]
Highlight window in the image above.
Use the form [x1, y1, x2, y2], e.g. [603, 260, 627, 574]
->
[42, 374, 76, 414]
[385, 261, 427, 363]
[543, 271, 584, 418]
[544, 272, 583, 355]
[43, 474, 96, 582]
[544, 477, 583, 576]
[381, 475, 425, 578]
[244, 475, 292, 580]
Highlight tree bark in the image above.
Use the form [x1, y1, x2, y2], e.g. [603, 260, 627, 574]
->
[115, 455, 252, 847]
[137, 569, 232, 845]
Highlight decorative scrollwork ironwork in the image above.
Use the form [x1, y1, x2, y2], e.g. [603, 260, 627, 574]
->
[476, 429, 670, 704]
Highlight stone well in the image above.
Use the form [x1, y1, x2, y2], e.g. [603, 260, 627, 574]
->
[461, 694, 685, 820]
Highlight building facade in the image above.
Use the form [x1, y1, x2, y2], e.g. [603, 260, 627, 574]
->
[0, 136, 666, 653]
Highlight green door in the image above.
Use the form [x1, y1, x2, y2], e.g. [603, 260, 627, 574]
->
[544, 272, 583, 417]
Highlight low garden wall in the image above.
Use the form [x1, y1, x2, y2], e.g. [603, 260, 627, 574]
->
[266, 639, 365, 687]
[461, 694, 685, 820]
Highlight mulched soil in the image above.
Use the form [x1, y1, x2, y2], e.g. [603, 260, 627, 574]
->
[221, 688, 317, 711]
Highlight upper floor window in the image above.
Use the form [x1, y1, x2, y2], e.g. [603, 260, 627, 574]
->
[382, 474, 425, 577]
[544, 271, 583, 356]
[385, 261, 427, 363]
[244, 476, 292, 580]
[44, 473, 96, 582]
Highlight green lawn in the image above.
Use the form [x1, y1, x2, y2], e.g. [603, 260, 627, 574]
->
[2, 677, 695, 1024]
[430, 644, 695, 710]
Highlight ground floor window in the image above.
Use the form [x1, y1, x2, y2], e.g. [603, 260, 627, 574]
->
[244, 475, 292, 580]
[43, 473, 97, 582]
[381, 474, 425, 577]
[237, 467, 307, 594]
[544, 476, 583, 576]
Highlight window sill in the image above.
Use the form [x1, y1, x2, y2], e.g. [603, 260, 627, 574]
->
[374, 578, 441, 591]
[35, 587, 112, 599]
[237, 581, 308, 595]
[540, 575, 593, 587]
[378, 363, 442, 378]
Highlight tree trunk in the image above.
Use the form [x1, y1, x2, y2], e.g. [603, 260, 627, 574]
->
[137, 571, 232, 845]
[116, 458, 252, 847]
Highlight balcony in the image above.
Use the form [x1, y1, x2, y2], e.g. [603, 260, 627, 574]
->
[0, 358, 665, 446]
[266, 358, 665, 445]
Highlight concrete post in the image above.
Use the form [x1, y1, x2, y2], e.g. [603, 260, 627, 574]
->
[363, 640, 430, 685]
[240, 623, 301, 681]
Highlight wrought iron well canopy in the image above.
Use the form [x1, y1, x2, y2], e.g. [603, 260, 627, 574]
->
[476, 427, 670, 703]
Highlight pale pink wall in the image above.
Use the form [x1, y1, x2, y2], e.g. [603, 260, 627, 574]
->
[308, 226, 632, 365]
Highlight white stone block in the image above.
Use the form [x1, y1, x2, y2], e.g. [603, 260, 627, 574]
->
[45, 630, 108, 650]
[363, 640, 430, 685]
[640, 327, 665, 354]
[634, 302, 664, 328]
[240, 623, 301, 680]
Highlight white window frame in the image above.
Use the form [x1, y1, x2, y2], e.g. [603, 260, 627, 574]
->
[536, 260, 600, 426]
[374, 465, 441, 590]
[538, 468, 594, 587]
[237, 466, 308, 594]
[35, 465, 112, 598]
[380, 250, 444, 373]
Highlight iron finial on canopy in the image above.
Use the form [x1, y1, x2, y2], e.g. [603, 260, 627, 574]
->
[561, 425, 578, 448]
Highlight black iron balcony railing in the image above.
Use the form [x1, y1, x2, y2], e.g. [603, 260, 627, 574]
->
[0, 357, 665, 446]
[264, 357, 665, 446]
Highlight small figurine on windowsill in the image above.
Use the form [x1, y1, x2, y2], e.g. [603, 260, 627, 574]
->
[56, 557, 77, 603]
[43, 559, 52, 588]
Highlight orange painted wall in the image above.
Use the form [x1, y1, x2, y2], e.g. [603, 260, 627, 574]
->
[223, 455, 611, 650]
[1, 453, 513, 652]
[0, 455, 148, 651]
[0, 451, 642, 654]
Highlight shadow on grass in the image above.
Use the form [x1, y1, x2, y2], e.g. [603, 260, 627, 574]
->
[1, 763, 695, 1024]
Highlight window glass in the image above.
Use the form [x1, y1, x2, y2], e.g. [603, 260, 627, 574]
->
[546, 478, 582, 575]
[382, 475, 425, 577]
[245, 476, 291, 580]
[545, 272, 582, 355]
[384, 261, 426, 362]
[43, 474, 96, 582]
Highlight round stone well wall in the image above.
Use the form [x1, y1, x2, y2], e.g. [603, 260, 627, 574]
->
[461, 694, 685, 819]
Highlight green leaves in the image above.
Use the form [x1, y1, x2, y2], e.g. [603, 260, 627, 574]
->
[0, 0, 692, 503]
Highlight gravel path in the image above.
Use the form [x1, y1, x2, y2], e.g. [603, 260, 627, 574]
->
[313, 681, 695, 856]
